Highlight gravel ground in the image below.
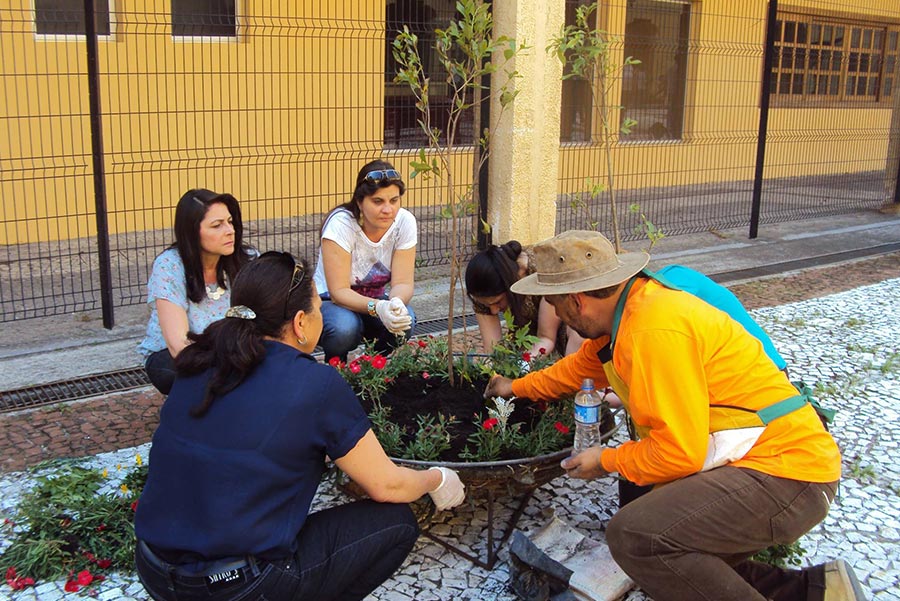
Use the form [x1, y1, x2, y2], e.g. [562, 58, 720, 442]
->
[2, 277, 898, 601]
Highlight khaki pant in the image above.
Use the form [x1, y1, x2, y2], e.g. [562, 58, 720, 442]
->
[606, 466, 837, 601]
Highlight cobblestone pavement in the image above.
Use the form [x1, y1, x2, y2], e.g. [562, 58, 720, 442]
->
[1, 264, 899, 600]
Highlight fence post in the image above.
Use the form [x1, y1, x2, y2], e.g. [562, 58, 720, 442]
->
[889, 75, 900, 204]
[749, 0, 778, 239]
[83, 0, 114, 329]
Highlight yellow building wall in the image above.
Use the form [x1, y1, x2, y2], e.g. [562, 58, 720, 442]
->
[558, 0, 898, 195]
[0, 1, 400, 246]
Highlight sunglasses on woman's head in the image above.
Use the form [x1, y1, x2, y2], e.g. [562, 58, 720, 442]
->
[260, 251, 305, 319]
[364, 169, 402, 184]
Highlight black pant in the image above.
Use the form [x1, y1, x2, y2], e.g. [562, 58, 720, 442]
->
[144, 349, 176, 395]
[135, 500, 418, 601]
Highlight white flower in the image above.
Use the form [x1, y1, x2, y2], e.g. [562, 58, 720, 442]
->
[488, 396, 516, 429]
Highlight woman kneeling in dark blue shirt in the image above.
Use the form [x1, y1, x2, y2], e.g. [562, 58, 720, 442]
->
[134, 251, 465, 601]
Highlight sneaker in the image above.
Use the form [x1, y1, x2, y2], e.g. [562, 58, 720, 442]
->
[823, 559, 867, 601]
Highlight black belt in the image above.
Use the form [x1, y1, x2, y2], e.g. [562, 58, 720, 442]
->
[138, 540, 262, 588]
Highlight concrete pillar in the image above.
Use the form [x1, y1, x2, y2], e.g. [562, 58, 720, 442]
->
[488, 0, 564, 245]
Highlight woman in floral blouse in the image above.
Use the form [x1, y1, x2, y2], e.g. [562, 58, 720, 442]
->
[138, 188, 255, 394]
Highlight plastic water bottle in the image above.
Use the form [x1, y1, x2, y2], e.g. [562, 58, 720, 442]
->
[573, 378, 602, 453]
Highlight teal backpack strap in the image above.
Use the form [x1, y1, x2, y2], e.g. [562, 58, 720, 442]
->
[793, 380, 836, 424]
[641, 268, 684, 292]
[609, 276, 639, 351]
[756, 394, 809, 425]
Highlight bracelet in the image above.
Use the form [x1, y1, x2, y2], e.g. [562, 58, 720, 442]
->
[367, 300, 377, 316]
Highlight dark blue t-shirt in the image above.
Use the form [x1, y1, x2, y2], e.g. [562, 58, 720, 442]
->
[135, 341, 370, 561]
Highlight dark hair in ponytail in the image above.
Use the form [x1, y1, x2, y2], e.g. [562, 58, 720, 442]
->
[175, 252, 315, 417]
[464, 241, 525, 320]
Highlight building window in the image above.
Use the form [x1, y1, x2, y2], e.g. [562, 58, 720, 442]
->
[172, 0, 236, 37]
[35, 0, 110, 36]
[773, 13, 899, 104]
[621, 0, 691, 141]
[560, 0, 595, 143]
[384, 0, 473, 149]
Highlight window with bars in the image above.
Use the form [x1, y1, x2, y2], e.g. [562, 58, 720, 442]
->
[773, 13, 899, 104]
[621, 0, 691, 141]
[35, 0, 110, 36]
[172, 0, 236, 37]
[384, 0, 474, 149]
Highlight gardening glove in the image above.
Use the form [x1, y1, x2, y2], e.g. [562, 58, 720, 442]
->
[375, 299, 412, 334]
[427, 467, 465, 511]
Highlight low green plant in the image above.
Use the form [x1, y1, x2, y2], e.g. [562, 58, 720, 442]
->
[848, 459, 877, 484]
[328, 343, 391, 403]
[752, 541, 807, 568]
[879, 351, 900, 375]
[843, 317, 865, 328]
[0, 459, 145, 587]
[405, 413, 458, 461]
[369, 402, 405, 458]
[484, 310, 558, 379]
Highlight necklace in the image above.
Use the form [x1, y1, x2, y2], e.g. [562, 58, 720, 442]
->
[206, 283, 225, 301]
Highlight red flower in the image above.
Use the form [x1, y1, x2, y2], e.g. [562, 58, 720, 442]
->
[76, 570, 94, 586]
[328, 356, 342, 368]
[6, 568, 35, 591]
[95, 524, 107, 532]
[371, 355, 387, 370]
[3, 518, 13, 526]
[130, 500, 139, 512]
[349, 363, 361, 374]
[483, 418, 499, 430]
[64, 580, 80, 593]
[417, 339, 427, 348]
[539, 347, 547, 355]
[554, 421, 570, 434]
[96, 559, 112, 569]
[359, 354, 371, 362]
[83, 552, 95, 561]
[422, 371, 430, 379]
[522, 352, 532, 362]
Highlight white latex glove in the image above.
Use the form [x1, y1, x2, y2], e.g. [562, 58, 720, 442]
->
[375, 299, 412, 334]
[427, 467, 465, 511]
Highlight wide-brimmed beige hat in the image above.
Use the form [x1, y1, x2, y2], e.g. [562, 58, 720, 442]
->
[511, 230, 649, 296]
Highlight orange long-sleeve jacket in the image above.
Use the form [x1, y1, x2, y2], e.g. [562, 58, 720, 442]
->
[511, 278, 841, 486]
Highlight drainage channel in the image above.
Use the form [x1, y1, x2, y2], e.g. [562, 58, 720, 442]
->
[1, 367, 151, 414]
[0, 315, 480, 414]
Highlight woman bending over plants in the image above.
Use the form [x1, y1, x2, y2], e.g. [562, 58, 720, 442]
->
[134, 252, 464, 601]
[465, 241, 585, 357]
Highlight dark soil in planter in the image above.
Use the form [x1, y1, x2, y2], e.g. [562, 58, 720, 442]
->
[360, 375, 550, 462]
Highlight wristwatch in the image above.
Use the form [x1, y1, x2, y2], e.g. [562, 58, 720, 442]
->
[367, 300, 377, 316]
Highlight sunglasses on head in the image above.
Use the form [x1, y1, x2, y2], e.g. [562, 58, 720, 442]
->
[260, 251, 305, 319]
[364, 169, 402, 184]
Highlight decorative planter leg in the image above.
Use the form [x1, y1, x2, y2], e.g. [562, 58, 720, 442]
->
[421, 486, 536, 570]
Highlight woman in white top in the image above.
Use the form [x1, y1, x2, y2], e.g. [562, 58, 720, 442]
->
[313, 160, 417, 361]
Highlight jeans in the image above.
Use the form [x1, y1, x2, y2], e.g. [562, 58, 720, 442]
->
[135, 500, 418, 601]
[144, 349, 176, 395]
[318, 296, 416, 362]
[606, 466, 837, 601]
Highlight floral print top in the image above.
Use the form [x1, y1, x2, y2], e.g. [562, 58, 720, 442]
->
[138, 248, 232, 357]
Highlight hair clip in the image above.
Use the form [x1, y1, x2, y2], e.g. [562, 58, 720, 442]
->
[225, 305, 256, 320]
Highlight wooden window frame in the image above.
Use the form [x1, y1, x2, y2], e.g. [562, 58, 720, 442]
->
[772, 9, 900, 107]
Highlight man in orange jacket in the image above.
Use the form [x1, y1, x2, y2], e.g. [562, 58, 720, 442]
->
[484, 230, 863, 601]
